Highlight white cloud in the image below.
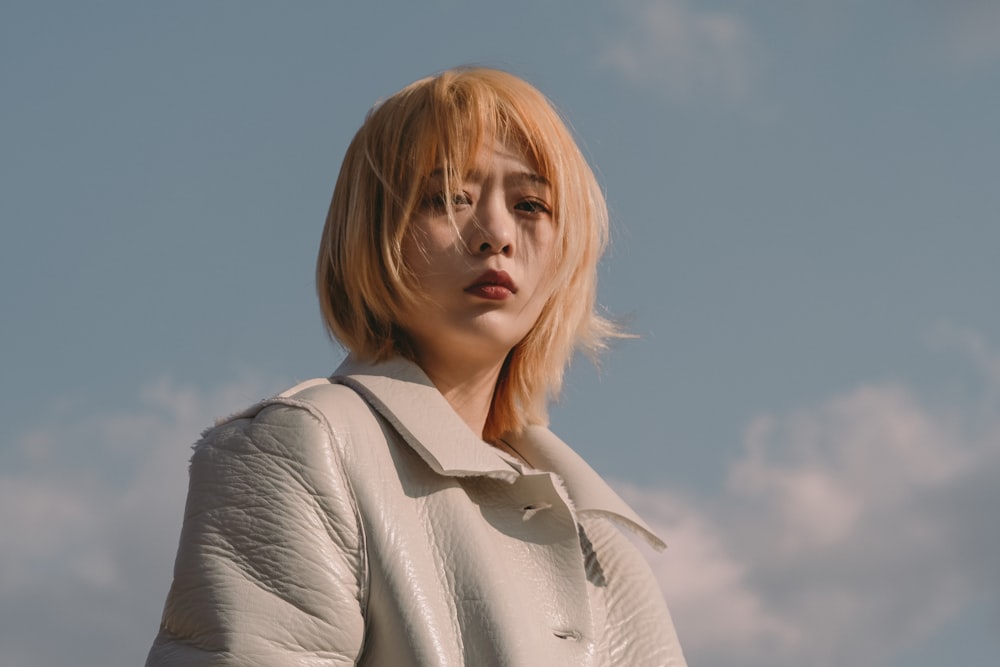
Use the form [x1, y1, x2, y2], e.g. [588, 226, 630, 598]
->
[600, 0, 759, 102]
[0, 376, 273, 667]
[624, 336, 1000, 667]
[621, 485, 799, 655]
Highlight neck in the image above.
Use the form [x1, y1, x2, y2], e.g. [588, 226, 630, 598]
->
[414, 351, 506, 440]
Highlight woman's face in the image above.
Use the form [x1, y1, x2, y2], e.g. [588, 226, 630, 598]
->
[398, 142, 558, 370]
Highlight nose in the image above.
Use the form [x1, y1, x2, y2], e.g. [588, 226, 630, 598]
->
[466, 193, 515, 256]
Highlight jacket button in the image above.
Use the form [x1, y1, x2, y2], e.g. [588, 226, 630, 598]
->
[521, 502, 552, 520]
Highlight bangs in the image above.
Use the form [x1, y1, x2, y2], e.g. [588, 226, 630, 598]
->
[393, 70, 564, 220]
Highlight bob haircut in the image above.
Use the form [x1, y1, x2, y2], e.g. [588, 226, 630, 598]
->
[317, 67, 619, 442]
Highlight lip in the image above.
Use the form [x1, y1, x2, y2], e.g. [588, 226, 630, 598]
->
[464, 269, 518, 299]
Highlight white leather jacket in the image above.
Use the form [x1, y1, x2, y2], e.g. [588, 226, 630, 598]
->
[147, 357, 687, 666]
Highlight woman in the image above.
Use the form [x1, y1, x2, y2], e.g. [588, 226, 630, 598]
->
[147, 67, 687, 666]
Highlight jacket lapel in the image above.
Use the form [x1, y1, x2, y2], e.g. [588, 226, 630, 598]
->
[331, 356, 520, 481]
[331, 355, 666, 550]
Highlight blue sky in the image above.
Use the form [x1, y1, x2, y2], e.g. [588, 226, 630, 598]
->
[2, 1, 999, 665]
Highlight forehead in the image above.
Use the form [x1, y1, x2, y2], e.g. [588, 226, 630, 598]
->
[396, 91, 561, 195]
[427, 142, 549, 186]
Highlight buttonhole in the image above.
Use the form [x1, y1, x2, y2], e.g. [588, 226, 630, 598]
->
[552, 629, 581, 641]
[521, 502, 552, 520]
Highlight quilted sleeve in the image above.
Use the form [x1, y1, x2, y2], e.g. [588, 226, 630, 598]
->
[146, 403, 367, 666]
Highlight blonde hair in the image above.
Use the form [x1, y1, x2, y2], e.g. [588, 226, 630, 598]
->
[317, 67, 619, 441]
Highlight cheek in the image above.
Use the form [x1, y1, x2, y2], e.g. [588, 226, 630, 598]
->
[406, 217, 463, 257]
[401, 222, 444, 280]
[402, 225, 470, 296]
[524, 225, 559, 277]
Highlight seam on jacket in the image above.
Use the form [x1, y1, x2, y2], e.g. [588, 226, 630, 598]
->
[263, 394, 373, 659]
[327, 410, 373, 661]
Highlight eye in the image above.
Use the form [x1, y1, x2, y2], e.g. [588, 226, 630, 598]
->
[514, 198, 551, 216]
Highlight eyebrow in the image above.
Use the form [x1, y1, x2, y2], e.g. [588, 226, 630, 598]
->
[507, 171, 550, 187]
[427, 168, 550, 188]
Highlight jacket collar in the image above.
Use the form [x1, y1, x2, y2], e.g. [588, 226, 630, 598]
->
[331, 356, 666, 550]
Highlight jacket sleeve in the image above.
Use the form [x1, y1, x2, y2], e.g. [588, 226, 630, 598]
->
[146, 402, 367, 666]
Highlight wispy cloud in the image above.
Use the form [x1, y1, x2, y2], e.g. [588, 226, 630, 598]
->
[0, 376, 272, 667]
[624, 331, 1000, 666]
[939, 1, 1000, 68]
[599, 0, 759, 102]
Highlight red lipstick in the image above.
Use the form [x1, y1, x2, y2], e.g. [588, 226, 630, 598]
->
[464, 270, 517, 300]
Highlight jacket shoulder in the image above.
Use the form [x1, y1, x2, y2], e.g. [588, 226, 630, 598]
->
[199, 380, 374, 454]
[188, 379, 373, 532]
[151, 381, 371, 665]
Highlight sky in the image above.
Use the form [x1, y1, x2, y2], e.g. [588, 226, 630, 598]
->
[2, 1, 999, 665]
